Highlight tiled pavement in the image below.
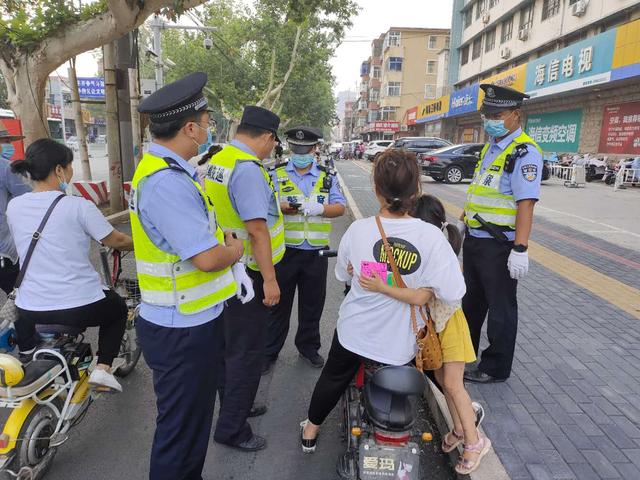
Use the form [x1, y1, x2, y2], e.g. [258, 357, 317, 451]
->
[336, 160, 640, 480]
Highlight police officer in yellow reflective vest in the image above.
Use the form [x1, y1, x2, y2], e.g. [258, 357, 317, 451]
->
[459, 84, 543, 384]
[264, 126, 346, 374]
[132, 72, 246, 480]
[205, 106, 284, 452]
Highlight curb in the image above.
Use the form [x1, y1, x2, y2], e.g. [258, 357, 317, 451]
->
[424, 379, 510, 480]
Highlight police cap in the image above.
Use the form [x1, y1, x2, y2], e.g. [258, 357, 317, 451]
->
[480, 83, 530, 115]
[285, 126, 322, 154]
[239, 106, 281, 142]
[138, 72, 210, 123]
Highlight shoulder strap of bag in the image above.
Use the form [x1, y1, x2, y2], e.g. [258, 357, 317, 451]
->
[374, 216, 419, 336]
[14, 194, 66, 289]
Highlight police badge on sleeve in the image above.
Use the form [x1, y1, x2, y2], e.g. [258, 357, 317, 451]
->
[521, 164, 538, 182]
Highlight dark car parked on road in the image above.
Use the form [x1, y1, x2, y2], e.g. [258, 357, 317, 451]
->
[393, 137, 451, 156]
[420, 143, 484, 183]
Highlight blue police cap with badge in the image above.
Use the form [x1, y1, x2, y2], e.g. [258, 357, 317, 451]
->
[480, 83, 530, 115]
[240, 106, 281, 142]
[284, 126, 323, 154]
[138, 72, 210, 123]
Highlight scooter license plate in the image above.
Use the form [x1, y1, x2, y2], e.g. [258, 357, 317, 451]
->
[358, 442, 420, 479]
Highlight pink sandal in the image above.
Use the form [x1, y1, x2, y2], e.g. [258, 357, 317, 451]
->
[455, 433, 491, 475]
[441, 429, 464, 453]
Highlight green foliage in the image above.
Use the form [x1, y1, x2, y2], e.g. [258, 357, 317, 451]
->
[159, 0, 357, 131]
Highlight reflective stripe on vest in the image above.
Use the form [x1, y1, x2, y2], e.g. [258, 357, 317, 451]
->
[204, 145, 285, 270]
[129, 152, 236, 315]
[274, 166, 332, 247]
[463, 132, 542, 229]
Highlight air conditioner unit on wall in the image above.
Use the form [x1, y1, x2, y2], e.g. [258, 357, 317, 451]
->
[500, 47, 511, 59]
[518, 28, 529, 41]
[571, 0, 587, 17]
[482, 12, 490, 24]
[400, 125, 408, 132]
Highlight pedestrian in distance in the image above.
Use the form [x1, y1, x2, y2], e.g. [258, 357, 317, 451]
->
[205, 105, 285, 452]
[132, 72, 246, 480]
[458, 83, 543, 384]
[264, 126, 346, 374]
[412, 194, 490, 475]
[0, 120, 31, 295]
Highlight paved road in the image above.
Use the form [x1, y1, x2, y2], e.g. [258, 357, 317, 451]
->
[338, 159, 640, 480]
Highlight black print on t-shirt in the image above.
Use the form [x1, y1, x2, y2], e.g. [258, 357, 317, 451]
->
[373, 237, 422, 275]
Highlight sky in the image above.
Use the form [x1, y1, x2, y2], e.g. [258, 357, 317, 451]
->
[330, 0, 454, 94]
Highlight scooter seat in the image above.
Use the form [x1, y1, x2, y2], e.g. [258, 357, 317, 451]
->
[364, 366, 426, 432]
[0, 359, 62, 398]
[37, 324, 86, 336]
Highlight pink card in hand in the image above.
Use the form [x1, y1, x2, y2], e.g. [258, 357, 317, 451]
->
[360, 261, 388, 279]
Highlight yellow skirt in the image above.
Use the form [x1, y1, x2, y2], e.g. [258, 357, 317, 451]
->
[437, 308, 476, 364]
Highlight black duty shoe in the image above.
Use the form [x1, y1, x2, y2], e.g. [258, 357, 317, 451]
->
[464, 367, 507, 384]
[223, 435, 267, 452]
[261, 358, 276, 376]
[249, 403, 268, 418]
[300, 352, 325, 369]
[300, 420, 317, 454]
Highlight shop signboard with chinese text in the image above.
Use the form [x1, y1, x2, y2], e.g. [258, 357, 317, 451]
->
[477, 64, 528, 108]
[77, 77, 105, 99]
[367, 121, 400, 133]
[449, 84, 479, 117]
[611, 18, 640, 82]
[406, 107, 417, 126]
[525, 109, 582, 152]
[525, 29, 616, 98]
[416, 95, 449, 123]
[598, 101, 640, 155]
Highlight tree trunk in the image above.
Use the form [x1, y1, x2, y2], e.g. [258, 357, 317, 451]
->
[104, 43, 124, 213]
[5, 61, 49, 145]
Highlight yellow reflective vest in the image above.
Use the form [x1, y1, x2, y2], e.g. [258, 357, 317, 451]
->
[273, 165, 332, 247]
[204, 144, 285, 271]
[464, 132, 542, 229]
[129, 152, 236, 315]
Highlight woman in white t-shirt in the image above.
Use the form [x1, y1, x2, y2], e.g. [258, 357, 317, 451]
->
[300, 150, 472, 455]
[8, 139, 133, 393]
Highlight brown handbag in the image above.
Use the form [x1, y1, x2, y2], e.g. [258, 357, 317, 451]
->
[374, 216, 443, 371]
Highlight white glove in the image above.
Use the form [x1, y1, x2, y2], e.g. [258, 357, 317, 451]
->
[231, 263, 255, 304]
[301, 201, 325, 216]
[507, 250, 529, 280]
[456, 220, 466, 236]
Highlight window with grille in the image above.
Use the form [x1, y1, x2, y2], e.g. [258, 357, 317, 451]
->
[386, 31, 401, 47]
[426, 60, 437, 74]
[445, 37, 450, 49]
[369, 89, 380, 101]
[520, 4, 534, 30]
[388, 57, 403, 71]
[386, 82, 401, 96]
[501, 16, 513, 43]
[381, 107, 397, 121]
[464, 8, 472, 29]
[460, 45, 470, 65]
[542, 0, 560, 21]
[373, 66, 381, 78]
[424, 84, 436, 99]
[429, 36, 438, 49]
[472, 37, 482, 60]
[476, 0, 485, 19]
[485, 28, 496, 52]
[489, 0, 499, 8]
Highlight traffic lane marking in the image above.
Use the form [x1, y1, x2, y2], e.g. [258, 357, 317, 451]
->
[341, 161, 640, 319]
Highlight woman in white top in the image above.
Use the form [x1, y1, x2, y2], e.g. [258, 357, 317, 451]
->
[8, 139, 133, 392]
[301, 149, 466, 450]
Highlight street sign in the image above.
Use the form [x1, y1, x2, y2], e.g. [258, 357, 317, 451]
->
[77, 77, 105, 98]
[599, 101, 640, 155]
[525, 109, 583, 152]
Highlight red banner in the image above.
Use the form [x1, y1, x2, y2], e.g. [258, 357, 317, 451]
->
[0, 118, 25, 161]
[406, 107, 417, 126]
[599, 101, 640, 154]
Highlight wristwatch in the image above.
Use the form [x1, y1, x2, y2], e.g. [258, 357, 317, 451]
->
[513, 244, 528, 253]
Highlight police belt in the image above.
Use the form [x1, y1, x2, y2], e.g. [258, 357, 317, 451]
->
[472, 214, 513, 244]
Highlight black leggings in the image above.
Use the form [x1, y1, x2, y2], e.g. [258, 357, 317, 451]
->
[16, 289, 127, 365]
[307, 331, 371, 426]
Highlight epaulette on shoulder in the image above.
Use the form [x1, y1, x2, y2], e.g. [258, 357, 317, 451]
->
[268, 159, 289, 171]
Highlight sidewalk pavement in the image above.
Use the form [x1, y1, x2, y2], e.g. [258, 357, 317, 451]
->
[337, 159, 640, 480]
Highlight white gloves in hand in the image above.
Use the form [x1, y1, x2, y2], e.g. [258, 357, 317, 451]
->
[507, 250, 529, 280]
[301, 201, 325, 216]
[456, 220, 466, 236]
[231, 263, 255, 304]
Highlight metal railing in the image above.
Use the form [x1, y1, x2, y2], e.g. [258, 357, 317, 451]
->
[549, 164, 586, 188]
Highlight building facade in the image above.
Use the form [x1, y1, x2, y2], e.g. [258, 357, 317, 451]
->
[353, 27, 451, 141]
[434, 0, 640, 158]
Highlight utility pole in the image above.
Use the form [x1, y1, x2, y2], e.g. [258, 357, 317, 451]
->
[129, 67, 142, 165]
[116, 32, 136, 181]
[104, 42, 124, 213]
[68, 60, 92, 180]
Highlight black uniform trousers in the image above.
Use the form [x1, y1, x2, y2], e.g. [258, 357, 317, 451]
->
[136, 315, 222, 480]
[265, 247, 328, 361]
[462, 235, 518, 379]
[0, 258, 19, 295]
[214, 268, 266, 445]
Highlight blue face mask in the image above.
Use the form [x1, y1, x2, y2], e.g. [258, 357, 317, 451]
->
[57, 173, 69, 193]
[1, 143, 15, 161]
[291, 154, 315, 169]
[483, 118, 509, 138]
[196, 127, 213, 156]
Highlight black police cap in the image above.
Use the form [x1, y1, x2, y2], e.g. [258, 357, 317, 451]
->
[239, 106, 281, 142]
[480, 83, 530, 114]
[138, 72, 209, 123]
[284, 126, 323, 146]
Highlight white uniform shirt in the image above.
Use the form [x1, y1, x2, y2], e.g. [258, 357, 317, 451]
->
[335, 216, 466, 365]
[7, 191, 114, 311]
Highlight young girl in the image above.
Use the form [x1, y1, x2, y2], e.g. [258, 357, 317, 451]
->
[411, 194, 490, 475]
